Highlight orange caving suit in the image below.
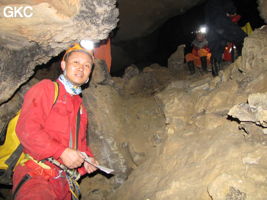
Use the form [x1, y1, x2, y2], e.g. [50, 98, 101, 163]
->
[185, 38, 211, 68]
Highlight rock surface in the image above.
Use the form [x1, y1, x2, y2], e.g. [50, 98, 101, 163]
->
[1, 0, 267, 199]
[1, 24, 267, 200]
[1, 0, 267, 105]
[258, 0, 267, 23]
[0, 0, 118, 105]
[106, 26, 267, 200]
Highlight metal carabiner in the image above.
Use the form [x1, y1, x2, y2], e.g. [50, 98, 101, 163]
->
[54, 170, 64, 179]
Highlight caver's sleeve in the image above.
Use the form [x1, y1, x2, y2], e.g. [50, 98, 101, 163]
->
[16, 79, 66, 161]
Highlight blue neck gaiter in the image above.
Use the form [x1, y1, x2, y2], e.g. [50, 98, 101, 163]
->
[58, 74, 82, 95]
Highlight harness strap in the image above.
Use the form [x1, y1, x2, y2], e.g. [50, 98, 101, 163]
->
[11, 174, 31, 200]
[47, 157, 80, 180]
[47, 157, 81, 199]
[75, 106, 81, 150]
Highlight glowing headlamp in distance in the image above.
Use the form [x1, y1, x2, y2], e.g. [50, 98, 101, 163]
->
[80, 40, 94, 51]
[199, 26, 207, 34]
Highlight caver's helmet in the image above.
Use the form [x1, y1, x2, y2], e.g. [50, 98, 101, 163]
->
[63, 40, 94, 61]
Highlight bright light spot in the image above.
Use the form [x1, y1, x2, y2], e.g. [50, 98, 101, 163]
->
[199, 26, 207, 34]
[80, 40, 94, 50]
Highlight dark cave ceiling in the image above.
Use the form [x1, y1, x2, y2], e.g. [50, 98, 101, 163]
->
[110, 0, 266, 74]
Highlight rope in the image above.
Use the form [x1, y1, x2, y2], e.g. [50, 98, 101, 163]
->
[66, 175, 81, 200]
[47, 157, 81, 200]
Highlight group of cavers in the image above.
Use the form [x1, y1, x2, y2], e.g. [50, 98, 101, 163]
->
[185, 0, 253, 76]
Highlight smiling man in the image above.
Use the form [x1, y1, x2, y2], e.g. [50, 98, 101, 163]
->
[12, 42, 98, 200]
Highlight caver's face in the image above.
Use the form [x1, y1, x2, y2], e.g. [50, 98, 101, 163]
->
[61, 51, 93, 86]
[196, 33, 204, 42]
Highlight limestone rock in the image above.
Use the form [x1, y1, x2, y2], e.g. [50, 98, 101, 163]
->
[208, 173, 267, 200]
[122, 65, 174, 95]
[0, 0, 119, 105]
[168, 44, 185, 73]
[122, 65, 139, 80]
[108, 26, 267, 200]
[258, 0, 267, 23]
[245, 71, 267, 94]
[109, 122, 267, 200]
[195, 80, 240, 114]
[188, 76, 211, 91]
[228, 93, 267, 127]
[91, 59, 112, 85]
[83, 85, 128, 187]
[240, 26, 267, 76]
[0, 77, 39, 130]
[195, 113, 225, 130]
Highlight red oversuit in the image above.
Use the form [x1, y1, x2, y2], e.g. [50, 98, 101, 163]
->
[13, 79, 93, 200]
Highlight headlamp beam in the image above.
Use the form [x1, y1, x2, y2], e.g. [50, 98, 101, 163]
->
[80, 40, 94, 51]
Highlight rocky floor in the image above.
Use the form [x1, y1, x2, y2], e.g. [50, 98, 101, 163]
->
[80, 26, 267, 200]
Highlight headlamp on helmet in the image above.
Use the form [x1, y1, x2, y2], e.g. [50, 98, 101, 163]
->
[197, 25, 207, 34]
[63, 40, 95, 61]
[80, 40, 94, 51]
[199, 26, 207, 34]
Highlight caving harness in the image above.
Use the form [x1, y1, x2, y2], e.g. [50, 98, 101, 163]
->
[12, 154, 81, 200]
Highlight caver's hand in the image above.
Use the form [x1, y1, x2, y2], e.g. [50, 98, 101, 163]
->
[84, 158, 98, 174]
[60, 148, 84, 169]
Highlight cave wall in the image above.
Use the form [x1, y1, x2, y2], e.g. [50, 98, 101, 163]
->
[111, 0, 267, 72]
[108, 25, 267, 200]
[258, 0, 267, 24]
[0, 0, 118, 105]
[1, 0, 266, 102]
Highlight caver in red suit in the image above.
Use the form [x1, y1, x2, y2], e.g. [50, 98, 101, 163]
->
[13, 79, 94, 200]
